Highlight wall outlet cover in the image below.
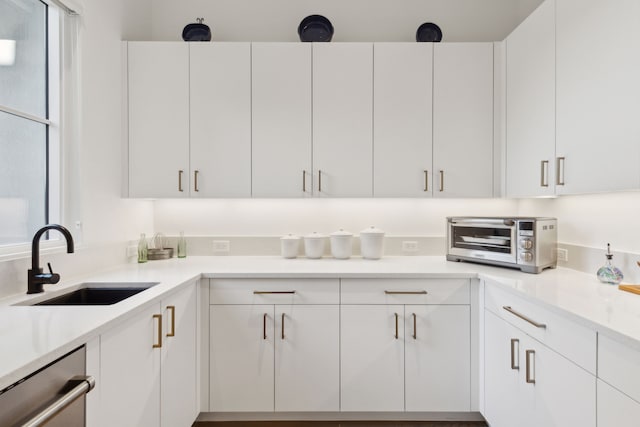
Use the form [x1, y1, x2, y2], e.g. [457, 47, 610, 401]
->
[556, 248, 569, 262]
[402, 241, 419, 252]
[213, 240, 230, 253]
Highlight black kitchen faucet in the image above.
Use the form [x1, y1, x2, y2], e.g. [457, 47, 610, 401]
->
[27, 224, 75, 294]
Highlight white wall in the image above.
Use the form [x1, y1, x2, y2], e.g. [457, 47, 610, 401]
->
[153, 198, 519, 236]
[519, 192, 640, 254]
[149, 0, 543, 42]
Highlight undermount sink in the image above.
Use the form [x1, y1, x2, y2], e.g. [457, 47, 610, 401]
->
[21, 282, 158, 306]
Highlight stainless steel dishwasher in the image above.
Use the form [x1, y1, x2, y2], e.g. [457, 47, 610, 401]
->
[0, 346, 95, 426]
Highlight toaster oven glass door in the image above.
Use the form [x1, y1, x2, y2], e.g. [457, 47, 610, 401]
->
[448, 221, 517, 264]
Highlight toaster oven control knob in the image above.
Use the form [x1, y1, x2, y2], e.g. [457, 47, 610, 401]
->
[519, 238, 533, 250]
[520, 251, 533, 262]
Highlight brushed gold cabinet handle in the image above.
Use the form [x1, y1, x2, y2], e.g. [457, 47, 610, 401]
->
[253, 290, 296, 295]
[166, 305, 176, 337]
[263, 313, 267, 340]
[281, 313, 286, 340]
[394, 313, 399, 339]
[178, 170, 184, 192]
[556, 157, 565, 186]
[153, 314, 162, 348]
[424, 170, 429, 192]
[503, 306, 547, 329]
[526, 349, 536, 384]
[510, 338, 519, 370]
[194, 170, 199, 192]
[540, 161, 549, 187]
[439, 170, 444, 192]
[302, 170, 306, 192]
[384, 290, 427, 295]
[412, 313, 417, 340]
[318, 170, 322, 192]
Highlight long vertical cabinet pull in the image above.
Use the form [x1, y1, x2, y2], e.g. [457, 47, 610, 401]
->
[263, 313, 268, 340]
[412, 313, 417, 339]
[525, 349, 536, 384]
[318, 170, 322, 192]
[194, 170, 199, 192]
[302, 170, 307, 192]
[281, 313, 286, 340]
[394, 313, 399, 339]
[152, 314, 162, 348]
[439, 170, 444, 192]
[510, 338, 519, 370]
[423, 170, 429, 192]
[166, 305, 176, 337]
[556, 157, 565, 186]
[540, 161, 549, 187]
[178, 170, 184, 192]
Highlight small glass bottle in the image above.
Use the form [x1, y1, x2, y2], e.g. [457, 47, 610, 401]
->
[177, 231, 187, 258]
[596, 243, 623, 284]
[137, 233, 148, 263]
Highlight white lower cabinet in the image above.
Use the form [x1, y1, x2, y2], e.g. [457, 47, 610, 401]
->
[91, 283, 197, 427]
[340, 279, 471, 412]
[598, 379, 640, 427]
[209, 279, 340, 412]
[484, 310, 596, 427]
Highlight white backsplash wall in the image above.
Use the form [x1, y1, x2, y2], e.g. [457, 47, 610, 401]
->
[153, 198, 519, 236]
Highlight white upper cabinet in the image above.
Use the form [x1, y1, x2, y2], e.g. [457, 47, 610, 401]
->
[373, 43, 433, 197]
[128, 42, 190, 198]
[505, 0, 556, 198]
[252, 43, 312, 197]
[556, 0, 640, 194]
[190, 43, 252, 197]
[433, 43, 494, 198]
[313, 43, 373, 197]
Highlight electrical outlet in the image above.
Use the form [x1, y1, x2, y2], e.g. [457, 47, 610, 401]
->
[556, 248, 569, 262]
[213, 240, 230, 253]
[402, 241, 419, 253]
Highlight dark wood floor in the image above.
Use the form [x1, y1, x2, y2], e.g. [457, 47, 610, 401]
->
[194, 422, 487, 427]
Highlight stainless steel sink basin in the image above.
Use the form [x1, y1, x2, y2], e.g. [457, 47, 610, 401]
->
[20, 282, 158, 306]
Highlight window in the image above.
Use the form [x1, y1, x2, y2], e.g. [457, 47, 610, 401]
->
[0, 0, 59, 246]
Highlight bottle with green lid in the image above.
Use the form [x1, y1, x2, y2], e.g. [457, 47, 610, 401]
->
[137, 233, 148, 263]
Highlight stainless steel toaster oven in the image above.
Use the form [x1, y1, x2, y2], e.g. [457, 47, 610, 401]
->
[446, 217, 557, 273]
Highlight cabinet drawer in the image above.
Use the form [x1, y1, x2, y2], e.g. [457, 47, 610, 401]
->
[599, 334, 640, 403]
[597, 379, 640, 427]
[485, 282, 596, 374]
[210, 279, 339, 304]
[341, 279, 470, 305]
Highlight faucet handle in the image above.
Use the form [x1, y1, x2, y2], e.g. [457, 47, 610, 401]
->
[47, 262, 54, 274]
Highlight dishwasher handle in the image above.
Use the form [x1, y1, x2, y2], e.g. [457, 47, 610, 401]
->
[21, 375, 95, 427]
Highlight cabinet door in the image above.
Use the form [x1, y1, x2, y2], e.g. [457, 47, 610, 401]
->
[526, 333, 596, 427]
[405, 305, 470, 411]
[484, 311, 530, 427]
[598, 379, 640, 427]
[341, 305, 404, 411]
[433, 43, 494, 198]
[99, 303, 162, 426]
[128, 42, 189, 198]
[505, 0, 556, 198]
[252, 43, 312, 197]
[190, 43, 251, 197]
[210, 305, 274, 411]
[161, 284, 198, 427]
[556, 0, 640, 194]
[274, 305, 339, 411]
[373, 43, 433, 197]
[313, 43, 373, 197]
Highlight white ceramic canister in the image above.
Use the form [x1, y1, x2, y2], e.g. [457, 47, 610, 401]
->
[280, 234, 301, 258]
[304, 232, 326, 259]
[330, 229, 353, 259]
[359, 226, 385, 260]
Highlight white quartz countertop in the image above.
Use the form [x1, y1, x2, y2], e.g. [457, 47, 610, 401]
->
[1, 255, 640, 390]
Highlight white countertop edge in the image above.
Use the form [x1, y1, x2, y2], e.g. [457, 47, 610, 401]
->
[3, 255, 640, 390]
